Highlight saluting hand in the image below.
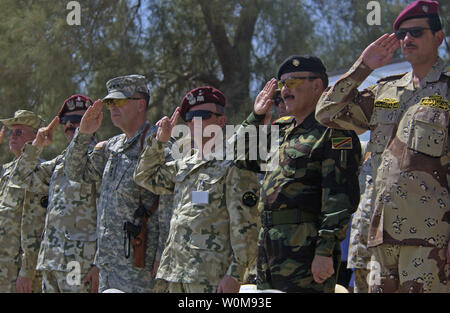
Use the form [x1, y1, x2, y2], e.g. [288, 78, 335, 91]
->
[79, 99, 103, 135]
[32, 116, 60, 147]
[0, 126, 6, 144]
[156, 108, 180, 143]
[361, 33, 400, 70]
[254, 78, 277, 120]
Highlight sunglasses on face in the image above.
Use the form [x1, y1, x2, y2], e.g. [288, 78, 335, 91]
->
[185, 110, 223, 122]
[103, 98, 142, 109]
[60, 115, 83, 125]
[277, 76, 319, 89]
[395, 27, 431, 40]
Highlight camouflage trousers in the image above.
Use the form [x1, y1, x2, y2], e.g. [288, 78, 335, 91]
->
[0, 261, 42, 293]
[167, 281, 218, 293]
[42, 270, 91, 293]
[353, 268, 369, 293]
[368, 244, 449, 293]
[257, 224, 340, 293]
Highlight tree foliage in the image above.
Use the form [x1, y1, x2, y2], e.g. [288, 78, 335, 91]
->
[0, 0, 448, 165]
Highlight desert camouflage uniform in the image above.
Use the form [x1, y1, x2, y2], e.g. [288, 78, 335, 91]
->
[133, 135, 259, 292]
[0, 159, 47, 292]
[316, 57, 449, 292]
[347, 153, 374, 293]
[237, 112, 361, 293]
[64, 122, 171, 293]
[10, 142, 98, 293]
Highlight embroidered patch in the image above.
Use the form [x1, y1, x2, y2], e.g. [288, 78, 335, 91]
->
[242, 191, 258, 207]
[419, 95, 449, 111]
[94, 141, 107, 150]
[332, 137, 353, 150]
[374, 98, 400, 109]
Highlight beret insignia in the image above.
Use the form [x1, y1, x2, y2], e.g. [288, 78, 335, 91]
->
[292, 59, 300, 67]
[422, 5, 428, 12]
[242, 191, 258, 207]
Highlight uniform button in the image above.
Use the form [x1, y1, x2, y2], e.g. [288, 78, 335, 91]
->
[390, 275, 395, 279]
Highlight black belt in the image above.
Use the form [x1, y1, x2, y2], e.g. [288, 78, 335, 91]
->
[261, 209, 317, 228]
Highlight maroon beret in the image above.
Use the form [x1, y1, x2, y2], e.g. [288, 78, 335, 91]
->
[57, 94, 93, 118]
[393, 0, 439, 31]
[179, 86, 226, 121]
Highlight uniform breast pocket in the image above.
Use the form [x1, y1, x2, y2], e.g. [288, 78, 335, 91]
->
[407, 109, 448, 157]
[281, 144, 311, 178]
[368, 107, 399, 154]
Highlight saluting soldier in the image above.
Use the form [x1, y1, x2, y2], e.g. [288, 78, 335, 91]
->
[315, 0, 449, 293]
[0, 110, 47, 292]
[238, 56, 362, 292]
[10, 95, 100, 293]
[134, 87, 260, 293]
[63, 75, 171, 293]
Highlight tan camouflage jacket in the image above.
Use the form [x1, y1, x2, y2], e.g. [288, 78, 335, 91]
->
[134, 136, 259, 285]
[10, 143, 98, 273]
[0, 158, 47, 282]
[316, 57, 449, 248]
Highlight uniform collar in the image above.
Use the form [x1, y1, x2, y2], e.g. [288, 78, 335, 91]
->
[294, 111, 318, 130]
[123, 120, 152, 148]
[392, 57, 446, 88]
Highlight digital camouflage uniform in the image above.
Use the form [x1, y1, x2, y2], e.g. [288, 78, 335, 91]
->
[316, 57, 449, 292]
[0, 159, 47, 292]
[10, 142, 98, 293]
[238, 112, 361, 293]
[64, 122, 171, 293]
[347, 153, 374, 293]
[133, 135, 260, 293]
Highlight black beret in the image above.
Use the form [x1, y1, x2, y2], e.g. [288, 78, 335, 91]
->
[277, 55, 327, 80]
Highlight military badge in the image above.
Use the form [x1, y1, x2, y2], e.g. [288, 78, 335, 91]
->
[374, 98, 400, 109]
[94, 141, 107, 150]
[332, 137, 353, 150]
[419, 95, 449, 110]
[242, 191, 257, 207]
[292, 59, 300, 67]
[40, 196, 48, 208]
[422, 5, 428, 13]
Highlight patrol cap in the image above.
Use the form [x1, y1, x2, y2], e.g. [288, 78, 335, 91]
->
[57, 94, 93, 118]
[103, 75, 149, 100]
[179, 86, 226, 122]
[393, 0, 440, 31]
[0, 110, 45, 130]
[277, 55, 327, 80]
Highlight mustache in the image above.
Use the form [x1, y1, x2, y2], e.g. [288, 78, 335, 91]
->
[403, 43, 417, 49]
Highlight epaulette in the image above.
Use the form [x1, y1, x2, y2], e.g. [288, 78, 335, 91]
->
[272, 116, 295, 125]
[376, 72, 408, 84]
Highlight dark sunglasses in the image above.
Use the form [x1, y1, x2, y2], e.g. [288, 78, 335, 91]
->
[395, 27, 431, 40]
[60, 115, 83, 125]
[185, 110, 222, 122]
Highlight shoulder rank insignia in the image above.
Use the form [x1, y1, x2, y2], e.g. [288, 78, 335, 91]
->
[272, 116, 295, 125]
[419, 95, 449, 111]
[332, 137, 353, 150]
[374, 98, 400, 109]
[94, 141, 107, 150]
[377, 72, 408, 84]
[242, 191, 258, 207]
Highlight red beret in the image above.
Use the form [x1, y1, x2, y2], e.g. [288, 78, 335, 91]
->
[393, 0, 439, 31]
[179, 86, 226, 122]
[57, 94, 93, 118]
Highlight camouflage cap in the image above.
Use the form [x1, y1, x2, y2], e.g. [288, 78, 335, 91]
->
[0, 110, 45, 130]
[103, 74, 149, 100]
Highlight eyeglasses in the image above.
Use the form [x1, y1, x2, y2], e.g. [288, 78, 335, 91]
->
[103, 98, 142, 109]
[60, 115, 83, 125]
[395, 27, 431, 40]
[277, 76, 319, 89]
[185, 110, 223, 122]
